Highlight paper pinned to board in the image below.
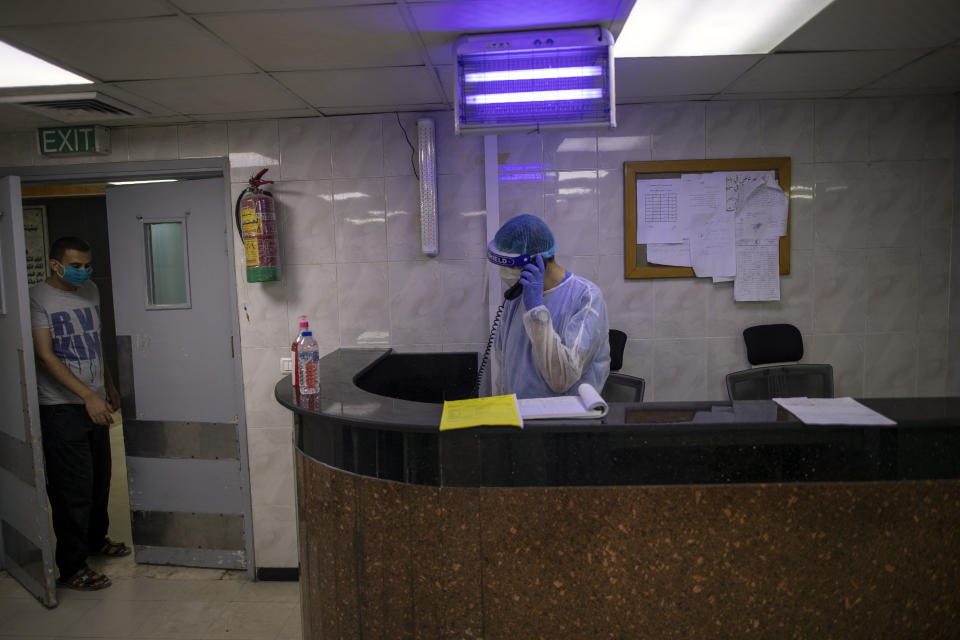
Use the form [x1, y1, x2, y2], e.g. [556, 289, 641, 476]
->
[439, 394, 523, 431]
[736, 183, 789, 240]
[773, 397, 896, 426]
[636, 178, 684, 244]
[734, 237, 780, 301]
[647, 240, 692, 267]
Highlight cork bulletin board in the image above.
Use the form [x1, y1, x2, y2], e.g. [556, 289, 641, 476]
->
[623, 157, 791, 279]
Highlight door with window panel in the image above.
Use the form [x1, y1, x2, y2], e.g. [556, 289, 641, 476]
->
[106, 178, 252, 569]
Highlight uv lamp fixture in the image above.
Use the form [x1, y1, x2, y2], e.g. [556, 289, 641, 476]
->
[454, 27, 615, 135]
[417, 117, 438, 256]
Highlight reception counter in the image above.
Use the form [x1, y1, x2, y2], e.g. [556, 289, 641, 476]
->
[277, 348, 960, 639]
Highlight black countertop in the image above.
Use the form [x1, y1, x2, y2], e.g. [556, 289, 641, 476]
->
[276, 348, 960, 487]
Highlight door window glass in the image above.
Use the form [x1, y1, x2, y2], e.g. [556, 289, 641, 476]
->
[145, 221, 190, 308]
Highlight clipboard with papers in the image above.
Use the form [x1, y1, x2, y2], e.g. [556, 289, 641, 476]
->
[517, 383, 608, 420]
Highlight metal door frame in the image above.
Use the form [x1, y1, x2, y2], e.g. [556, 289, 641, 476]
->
[0, 159, 255, 578]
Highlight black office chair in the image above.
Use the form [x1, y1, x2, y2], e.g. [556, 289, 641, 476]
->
[725, 323, 833, 401]
[601, 329, 645, 402]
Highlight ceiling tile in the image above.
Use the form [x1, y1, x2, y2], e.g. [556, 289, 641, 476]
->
[615, 56, 762, 100]
[725, 50, 926, 94]
[197, 7, 424, 71]
[188, 108, 318, 120]
[777, 0, 960, 51]
[866, 46, 960, 90]
[172, 0, 382, 10]
[434, 64, 455, 104]
[0, 0, 172, 27]
[320, 104, 447, 115]
[275, 67, 445, 107]
[0, 17, 256, 81]
[115, 75, 308, 114]
[0, 103, 62, 129]
[409, 0, 623, 66]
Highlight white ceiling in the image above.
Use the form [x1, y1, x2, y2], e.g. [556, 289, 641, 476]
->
[0, 0, 958, 132]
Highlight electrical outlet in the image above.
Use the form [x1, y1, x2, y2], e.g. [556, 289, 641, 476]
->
[280, 357, 293, 373]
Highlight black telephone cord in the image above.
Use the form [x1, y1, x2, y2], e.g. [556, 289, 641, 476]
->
[473, 299, 507, 398]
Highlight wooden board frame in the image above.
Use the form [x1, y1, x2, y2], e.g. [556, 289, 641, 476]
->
[624, 157, 791, 279]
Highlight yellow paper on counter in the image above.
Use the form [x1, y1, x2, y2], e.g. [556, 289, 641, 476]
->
[439, 394, 523, 431]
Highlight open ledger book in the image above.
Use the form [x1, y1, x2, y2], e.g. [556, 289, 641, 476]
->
[517, 383, 608, 420]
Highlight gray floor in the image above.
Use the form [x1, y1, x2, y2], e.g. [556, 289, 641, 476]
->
[0, 414, 302, 640]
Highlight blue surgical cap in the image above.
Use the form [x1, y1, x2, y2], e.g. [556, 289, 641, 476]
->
[493, 214, 556, 259]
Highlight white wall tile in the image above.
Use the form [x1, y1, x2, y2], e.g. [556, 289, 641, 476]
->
[382, 112, 418, 178]
[0, 131, 37, 166]
[248, 426, 296, 507]
[386, 175, 421, 261]
[789, 163, 815, 252]
[599, 104, 653, 170]
[128, 125, 179, 161]
[868, 99, 925, 161]
[252, 504, 298, 568]
[279, 118, 331, 180]
[619, 338, 654, 385]
[437, 173, 486, 260]
[241, 347, 296, 427]
[597, 169, 625, 256]
[652, 338, 706, 401]
[706, 102, 760, 158]
[388, 259, 445, 345]
[333, 177, 386, 263]
[649, 102, 706, 160]
[275, 180, 335, 265]
[814, 100, 869, 162]
[229, 120, 280, 183]
[921, 96, 955, 160]
[866, 248, 920, 333]
[542, 130, 597, 171]
[865, 162, 921, 248]
[813, 162, 870, 250]
[807, 333, 864, 397]
[543, 170, 598, 256]
[331, 114, 382, 178]
[434, 110, 484, 177]
[179, 122, 228, 159]
[654, 278, 707, 338]
[441, 259, 489, 344]
[707, 336, 748, 401]
[337, 261, 389, 345]
[759, 101, 814, 163]
[864, 332, 917, 397]
[284, 263, 339, 346]
[917, 331, 948, 396]
[812, 249, 868, 333]
[598, 254, 654, 339]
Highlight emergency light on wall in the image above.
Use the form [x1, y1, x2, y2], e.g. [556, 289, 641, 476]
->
[454, 27, 616, 135]
[417, 117, 438, 256]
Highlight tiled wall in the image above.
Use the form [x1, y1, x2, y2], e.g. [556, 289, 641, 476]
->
[1, 95, 956, 569]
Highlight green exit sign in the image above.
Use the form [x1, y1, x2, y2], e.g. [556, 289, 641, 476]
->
[37, 125, 111, 156]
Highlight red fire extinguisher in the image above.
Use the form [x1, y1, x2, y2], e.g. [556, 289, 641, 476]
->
[235, 168, 279, 283]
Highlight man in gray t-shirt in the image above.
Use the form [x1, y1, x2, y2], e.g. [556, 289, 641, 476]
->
[30, 236, 127, 591]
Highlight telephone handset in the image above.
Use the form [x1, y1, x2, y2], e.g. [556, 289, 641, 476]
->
[476, 243, 536, 396]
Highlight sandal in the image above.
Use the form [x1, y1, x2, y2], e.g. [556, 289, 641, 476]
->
[95, 537, 131, 557]
[59, 566, 111, 591]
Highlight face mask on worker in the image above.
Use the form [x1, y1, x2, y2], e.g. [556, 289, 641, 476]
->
[499, 266, 522, 287]
[55, 262, 93, 287]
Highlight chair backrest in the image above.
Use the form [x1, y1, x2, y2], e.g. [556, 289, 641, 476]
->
[743, 323, 803, 365]
[601, 372, 645, 403]
[726, 364, 834, 401]
[609, 329, 627, 372]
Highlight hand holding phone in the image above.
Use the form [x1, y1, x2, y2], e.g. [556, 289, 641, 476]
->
[520, 254, 545, 310]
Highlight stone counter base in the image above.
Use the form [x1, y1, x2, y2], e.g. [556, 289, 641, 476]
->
[296, 451, 960, 639]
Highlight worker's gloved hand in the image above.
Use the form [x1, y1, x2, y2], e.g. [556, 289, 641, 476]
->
[520, 253, 545, 310]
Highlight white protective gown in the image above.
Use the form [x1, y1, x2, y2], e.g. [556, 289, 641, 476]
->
[494, 272, 610, 399]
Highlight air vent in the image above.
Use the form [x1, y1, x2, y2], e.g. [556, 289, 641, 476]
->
[0, 92, 146, 123]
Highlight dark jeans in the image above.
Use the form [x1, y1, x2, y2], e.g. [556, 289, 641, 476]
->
[39, 404, 112, 579]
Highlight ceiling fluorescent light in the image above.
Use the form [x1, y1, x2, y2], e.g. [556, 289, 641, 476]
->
[614, 0, 835, 57]
[108, 179, 178, 186]
[0, 40, 92, 88]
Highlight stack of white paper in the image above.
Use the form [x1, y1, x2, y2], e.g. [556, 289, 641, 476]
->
[773, 397, 896, 426]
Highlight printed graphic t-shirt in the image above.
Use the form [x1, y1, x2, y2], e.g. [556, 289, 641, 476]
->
[29, 280, 105, 405]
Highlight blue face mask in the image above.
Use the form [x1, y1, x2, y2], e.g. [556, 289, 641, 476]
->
[56, 262, 93, 286]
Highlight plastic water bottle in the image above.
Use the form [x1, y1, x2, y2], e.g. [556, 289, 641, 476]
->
[291, 315, 309, 389]
[297, 331, 320, 395]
